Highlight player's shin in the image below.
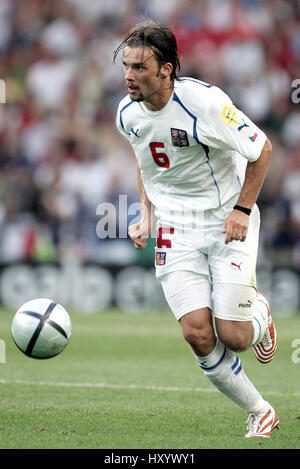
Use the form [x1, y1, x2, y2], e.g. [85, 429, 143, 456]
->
[195, 338, 266, 414]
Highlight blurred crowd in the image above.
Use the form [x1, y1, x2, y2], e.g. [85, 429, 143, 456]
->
[0, 0, 299, 267]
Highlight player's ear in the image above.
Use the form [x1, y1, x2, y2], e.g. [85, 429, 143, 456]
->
[159, 62, 173, 79]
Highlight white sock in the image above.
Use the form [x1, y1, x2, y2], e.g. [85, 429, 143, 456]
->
[251, 293, 269, 346]
[195, 339, 267, 414]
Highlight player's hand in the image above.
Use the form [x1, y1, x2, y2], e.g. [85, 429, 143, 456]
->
[222, 210, 249, 244]
[128, 219, 151, 250]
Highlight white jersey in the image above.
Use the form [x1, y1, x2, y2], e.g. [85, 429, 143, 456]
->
[116, 78, 266, 228]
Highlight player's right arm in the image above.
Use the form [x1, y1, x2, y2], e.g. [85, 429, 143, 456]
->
[116, 99, 152, 249]
[223, 137, 272, 244]
[128, 166, 153, 250]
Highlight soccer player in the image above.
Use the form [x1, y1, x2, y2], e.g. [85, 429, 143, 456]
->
[114, 20, 279, 438]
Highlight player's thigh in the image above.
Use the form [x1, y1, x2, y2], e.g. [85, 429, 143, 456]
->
[213, 282, 256, 351]
[213, 282, 256, 322]
[208, 206, 260, 347]
[160, 270, 215, 352]
[208, 203, 260, 287]
[160, 269, 212, 322]
[155, 225, 209, 279]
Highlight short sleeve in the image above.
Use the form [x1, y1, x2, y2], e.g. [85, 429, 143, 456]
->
[199, 89, 267, 162]
[116, 101, 131, 142]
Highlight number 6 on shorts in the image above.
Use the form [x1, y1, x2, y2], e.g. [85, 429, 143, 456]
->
[157, 227, 174, 248]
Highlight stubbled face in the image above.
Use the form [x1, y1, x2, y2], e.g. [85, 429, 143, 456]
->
[122, 46, 171, 105]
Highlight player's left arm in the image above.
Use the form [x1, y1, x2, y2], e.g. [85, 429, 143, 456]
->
[223, 138, 272, 244]
[128, 165, 153, 250]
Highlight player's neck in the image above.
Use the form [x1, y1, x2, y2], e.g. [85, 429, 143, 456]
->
[143, 82, 174, 112]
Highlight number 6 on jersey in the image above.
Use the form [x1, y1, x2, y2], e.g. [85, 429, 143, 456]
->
[149, 142, 170, 168]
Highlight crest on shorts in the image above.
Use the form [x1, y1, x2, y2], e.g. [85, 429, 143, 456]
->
[170, 128, 189, 147]
[156, 252, 166, 266]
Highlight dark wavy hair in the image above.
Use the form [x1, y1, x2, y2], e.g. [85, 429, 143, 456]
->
[113, 20, 181, 81]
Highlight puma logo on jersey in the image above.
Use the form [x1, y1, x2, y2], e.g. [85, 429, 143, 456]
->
[130, 127, 140, 138]
[237, 119, 249, 132]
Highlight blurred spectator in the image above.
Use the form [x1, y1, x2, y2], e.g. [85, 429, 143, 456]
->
[0, 0, 299, 266]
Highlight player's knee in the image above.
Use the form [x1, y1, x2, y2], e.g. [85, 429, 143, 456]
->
[218, 331, 250, 352]
[182, 327, 200, 346]
[215, 317, 253, 352]
[182, 325, 214, 354]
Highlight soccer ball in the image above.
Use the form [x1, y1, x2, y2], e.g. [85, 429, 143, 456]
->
[11, 298, 72, 359]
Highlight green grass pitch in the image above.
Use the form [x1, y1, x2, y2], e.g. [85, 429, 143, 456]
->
[0, 307, 299, 449]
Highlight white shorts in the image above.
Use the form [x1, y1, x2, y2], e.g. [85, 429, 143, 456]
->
[156, 199, 260, 321]
[155, 201, 260, 284]
[160, 270, 257, 322]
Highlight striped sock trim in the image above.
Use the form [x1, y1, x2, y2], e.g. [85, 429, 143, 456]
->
[198, 347, 227, 370]
[231, 355, 242, 375]
[195, 339, 226, 371]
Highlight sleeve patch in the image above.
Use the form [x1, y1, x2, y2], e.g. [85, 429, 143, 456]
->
[221, 105, 237, 125]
